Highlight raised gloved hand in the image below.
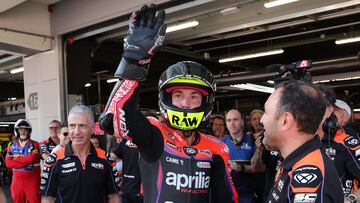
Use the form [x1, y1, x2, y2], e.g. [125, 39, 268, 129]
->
[115, 4, 166, 80]
[99, 112, 114, 135]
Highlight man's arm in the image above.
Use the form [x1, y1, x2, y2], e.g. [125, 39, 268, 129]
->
[100, 5, 166, 162]
[11, 142, 40, 165]
[108, 193, 121, 203]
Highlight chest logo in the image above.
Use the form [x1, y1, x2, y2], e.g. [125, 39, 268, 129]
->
[91, 162, 104, 170]
[62, 162, 75, 168]
[183, 146, 198, 157]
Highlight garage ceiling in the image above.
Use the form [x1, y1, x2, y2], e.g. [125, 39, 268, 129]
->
[1, 0, 360, 110]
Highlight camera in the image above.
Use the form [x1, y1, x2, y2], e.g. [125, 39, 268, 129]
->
[266, 59, 312, 87]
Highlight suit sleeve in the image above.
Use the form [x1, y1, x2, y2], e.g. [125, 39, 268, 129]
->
[102, 79, 164, 162]
[105, 160, 121, 195]
[40, 153, 60, 197]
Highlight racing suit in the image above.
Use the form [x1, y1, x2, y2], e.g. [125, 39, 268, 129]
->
[5, 139, 41, 203]
[322, 128, 360, 196]
[101, 80, 238, 203]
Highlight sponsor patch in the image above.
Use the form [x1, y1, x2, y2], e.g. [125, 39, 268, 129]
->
[294, 193, 317, 203]
[197, 161, 211, 169]
[183, 146, 198, 157]
[91, 162, 104, 170]
[62, 168, 77, 174]
[45, 154, 57, 166]
[199, 150, 212, 157]
[62, 162, 75, 168]
[166, 141, 181, 151]
[345, 136, 360, 148]
[291, 165, 322, 189]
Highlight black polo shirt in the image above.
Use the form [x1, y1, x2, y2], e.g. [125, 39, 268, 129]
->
[40, 142, 120, 203]
[266, 137, 343, 203]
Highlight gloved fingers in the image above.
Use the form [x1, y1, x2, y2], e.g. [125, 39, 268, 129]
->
[147, 4, 156, 29]
[157, 24, 167, 38]
[139, 5, 149, 27]
[129, 9, 140, 34]
[99, 113, 115, 135]
[153, 9, 166, 33]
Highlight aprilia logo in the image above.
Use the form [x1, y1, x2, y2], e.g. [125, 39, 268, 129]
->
[165, 172, 210, 190]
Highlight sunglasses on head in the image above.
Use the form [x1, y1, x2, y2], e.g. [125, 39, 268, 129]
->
[49, 126, 59, 129]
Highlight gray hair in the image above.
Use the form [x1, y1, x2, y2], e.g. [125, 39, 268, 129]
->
[68, 105, 94, 126]
[250, 109, 264, 119]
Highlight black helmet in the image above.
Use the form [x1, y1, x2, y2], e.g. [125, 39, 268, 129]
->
[158, 61, 216, 131]
[14, 119, 32, 138]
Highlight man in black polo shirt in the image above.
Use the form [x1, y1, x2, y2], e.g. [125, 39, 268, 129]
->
[261, 81, 343, 202]
[40, 105, 121, 203]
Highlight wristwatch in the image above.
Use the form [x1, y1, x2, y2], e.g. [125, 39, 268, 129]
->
[348, 194, 358, 203]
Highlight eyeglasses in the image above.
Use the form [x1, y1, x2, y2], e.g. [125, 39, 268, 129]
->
[49, 126, 59, 130]
[63, 132, 69, 137]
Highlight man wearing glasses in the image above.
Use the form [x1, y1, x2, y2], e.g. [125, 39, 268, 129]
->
[51, 122, 70, 153]
[40, 120, 60, 160]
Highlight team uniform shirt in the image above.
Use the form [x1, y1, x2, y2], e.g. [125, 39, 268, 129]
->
[103, 80, 238, 203]
[40, 142, 120, 203]
[40, 137, 57, 158]
[322, 129, 360, 196]
[5, 139, 41, 203]
[266, 137, 343, 203]
[112, 138, 142, 197]
[221, 134, 256, 196]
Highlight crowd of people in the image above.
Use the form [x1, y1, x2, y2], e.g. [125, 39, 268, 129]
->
[0, 3, 360, 203]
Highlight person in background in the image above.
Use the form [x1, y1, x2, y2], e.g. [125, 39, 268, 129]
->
[111, 138, 143, 203]
[222, 109, 263, 203]
[334, 99, 359, 138]
[40, 120, 60, 160]
[316, 85, 360, 203]
[40, 105, 121, 203]
[262, 80, 343, 202]
[211, 115, 226, 138]
[90, 135, 100, 148]
[51, 122, 69, 153]
[5, 119, 41, 203]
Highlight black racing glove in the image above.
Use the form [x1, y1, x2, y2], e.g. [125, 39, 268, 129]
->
[99, 112, 114, 135]
[115, 4, 167, 81]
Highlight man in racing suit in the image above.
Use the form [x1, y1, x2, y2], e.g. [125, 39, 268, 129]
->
[100, 4, 238, 203]
[5, 119, 41, 203]
[261, 81, 343, 202]
[317, 85, 360, 202]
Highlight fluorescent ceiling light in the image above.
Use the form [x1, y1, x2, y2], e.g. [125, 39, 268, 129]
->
[166, 20, 199, 33]
[353, 108, 360, 112]
[335, 36, 360, 45]
[106, 78, 118, 83]
[10, 67, 24, 74]
[220, 7, 240, 15]
[0, 124, 9, 127]
[85, 83, 91, 87]
[0, 122, 16, 125]
[264, 0, 299, 8]
[231, 83, 274, 94]
[267, 80, 275, 84]
[219, 49, 284, 63]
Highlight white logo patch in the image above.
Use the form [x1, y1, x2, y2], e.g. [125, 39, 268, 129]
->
[62, 162, 75, 168]
[91, 162, 104, 170]
[197, 161, 211, 169]
[294, 173, 317, 184]
[294, 193, 317, 203]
